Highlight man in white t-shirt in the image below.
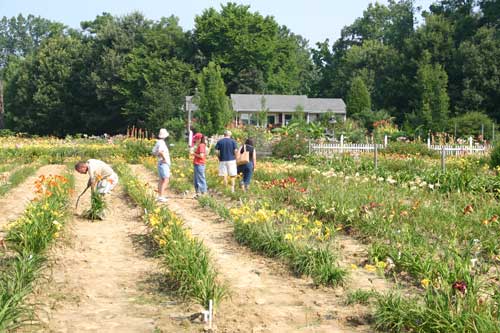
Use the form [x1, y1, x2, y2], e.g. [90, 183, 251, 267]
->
[75, 159, 119, 194]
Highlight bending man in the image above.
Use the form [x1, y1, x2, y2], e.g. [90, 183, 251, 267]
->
[75, 159, 119, 194]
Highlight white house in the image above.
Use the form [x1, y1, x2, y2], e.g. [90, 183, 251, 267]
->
[185, 94, 346, 127]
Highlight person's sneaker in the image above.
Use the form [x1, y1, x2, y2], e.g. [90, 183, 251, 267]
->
[156, 196, 168, 203]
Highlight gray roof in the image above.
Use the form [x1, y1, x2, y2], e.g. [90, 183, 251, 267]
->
[186, 94, 346, 114]
[231, 94, 308, 112]
[304, 98, 346, 114]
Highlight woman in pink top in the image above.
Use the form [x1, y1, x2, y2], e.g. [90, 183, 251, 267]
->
[192, 132, 208, 197]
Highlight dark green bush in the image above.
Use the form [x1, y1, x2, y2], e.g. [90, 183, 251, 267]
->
[272, 135, 308, 159]
[383, 142, 437, 158]
[489, 142, 500, 169]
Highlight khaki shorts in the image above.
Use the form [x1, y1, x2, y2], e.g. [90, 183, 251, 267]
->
[218, 160, 237, 177]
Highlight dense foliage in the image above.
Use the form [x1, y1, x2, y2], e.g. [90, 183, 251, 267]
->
[0, 1, 499, 136]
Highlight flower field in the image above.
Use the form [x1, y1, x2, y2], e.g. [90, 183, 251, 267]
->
[0, 135, 499, 332]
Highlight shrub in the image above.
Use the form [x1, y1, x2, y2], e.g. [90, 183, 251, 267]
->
[382, 142, 438, 157]
[489, 141, 500, 169]
[272, 135, 308, 159]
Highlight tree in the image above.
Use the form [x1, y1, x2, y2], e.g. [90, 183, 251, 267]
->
[196, 61, 232, 135]
[414, 52, 450, 131]
[194, 3, 313, 94]
[0, 14, 65, 68]
[346, 76, 371, 116]
[455, 27, 500, 120]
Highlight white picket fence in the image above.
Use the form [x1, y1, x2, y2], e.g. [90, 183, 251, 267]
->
[310, 142, 384, 155]
[310, 135, 489, 156]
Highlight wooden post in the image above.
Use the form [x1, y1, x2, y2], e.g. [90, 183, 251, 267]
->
[340, 134, 344, 154]
[384, 135, 388, 148]
[374, 143, 378, 170]
[441, 146, 446, 172]
[469, 136, 473, 154]
[427, 137, 431, 148]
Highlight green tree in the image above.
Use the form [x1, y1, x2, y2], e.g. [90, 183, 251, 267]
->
[346, 76, 371, 116]
[455, 27, 500, 120]
[194, 3, 313, 95]
[196, 62, 232, 135]
[414, 52, 450, 131]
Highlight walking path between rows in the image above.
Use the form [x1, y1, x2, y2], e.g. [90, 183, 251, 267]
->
[131, 164, 390, 333]
[31, 171, 189, 332]
[0, 164, 65, 230]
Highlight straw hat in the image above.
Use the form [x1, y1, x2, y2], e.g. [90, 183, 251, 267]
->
[158, 128, 169, 139]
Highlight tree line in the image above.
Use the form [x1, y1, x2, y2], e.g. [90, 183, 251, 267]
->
[0, 0, 498, 138]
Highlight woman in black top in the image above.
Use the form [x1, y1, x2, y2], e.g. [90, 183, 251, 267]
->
[237, 138, 257, 191]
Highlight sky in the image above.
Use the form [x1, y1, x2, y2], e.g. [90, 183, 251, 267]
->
[0, 0, 436, 46]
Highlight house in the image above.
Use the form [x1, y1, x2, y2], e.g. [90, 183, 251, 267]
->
[185, 94, 346, 127]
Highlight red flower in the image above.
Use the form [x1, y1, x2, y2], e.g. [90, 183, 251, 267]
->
[452, 281, 467, 294]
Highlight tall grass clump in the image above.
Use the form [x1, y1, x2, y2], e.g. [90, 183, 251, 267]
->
[0, 173, 72, 330]
[116, 164, 229, 309]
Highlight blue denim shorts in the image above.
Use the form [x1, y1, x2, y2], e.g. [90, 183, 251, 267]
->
[158, 162, 171, 179]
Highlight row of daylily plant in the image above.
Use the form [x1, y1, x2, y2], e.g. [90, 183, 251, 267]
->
[115, 164, 228, 309]
[0, 172, 73, 331]
[158, 154, 500, 332]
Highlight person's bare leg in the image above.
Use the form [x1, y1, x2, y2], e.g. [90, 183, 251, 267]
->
[223, 175, 228, 187]
[230, 177, 235, 193]
[161, 178, 169, 196]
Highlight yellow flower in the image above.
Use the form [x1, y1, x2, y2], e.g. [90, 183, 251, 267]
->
[350, 264, 358, 270]
[375, 261, 387, 269]
[421, 278, 430, 289]
[284, 233, 293, 241]
[364, 264, 376, 272]
[159, 239, 167, 247]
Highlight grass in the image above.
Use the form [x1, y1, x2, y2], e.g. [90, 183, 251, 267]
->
[345, 289, 379, 305]
[0, 164, 38, 196]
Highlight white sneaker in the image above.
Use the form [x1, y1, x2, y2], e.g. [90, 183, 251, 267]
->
[156, 196, 168, 203]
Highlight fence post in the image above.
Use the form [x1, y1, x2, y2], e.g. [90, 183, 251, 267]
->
[340, 134, 344, 154]
[374, 142, 378, 170]
[384, 135, 388, 148]
[308, 139, 311, 155]
[469, 136, 473, 154]
[427, 137, 431, 148]
[441, 146, 446, 172]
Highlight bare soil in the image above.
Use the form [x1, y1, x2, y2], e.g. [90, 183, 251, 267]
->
[28, 171, 198, 332]
[131, 164, 391, 333]
[0, 164, 66, 230]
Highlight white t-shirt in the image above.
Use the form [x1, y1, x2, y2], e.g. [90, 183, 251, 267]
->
[152, 139, 171, 165]
[87, 159, 115, 183]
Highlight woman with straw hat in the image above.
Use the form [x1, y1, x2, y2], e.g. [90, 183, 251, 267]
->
[152, 128, 171, 202]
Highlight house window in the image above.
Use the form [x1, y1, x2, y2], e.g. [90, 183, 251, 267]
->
[240, 113, 250, 125]
[267, 115, 276, 124]
[284, 114, 292, 125]
[309, 114, 318, 122]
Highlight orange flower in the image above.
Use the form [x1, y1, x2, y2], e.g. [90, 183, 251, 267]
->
[463, 205, 474, 215]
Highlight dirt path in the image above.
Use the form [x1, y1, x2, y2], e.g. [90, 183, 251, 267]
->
[131, 165, 390, 333]
[0, 164, 65, 230]
[31, 171, 194, 332]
